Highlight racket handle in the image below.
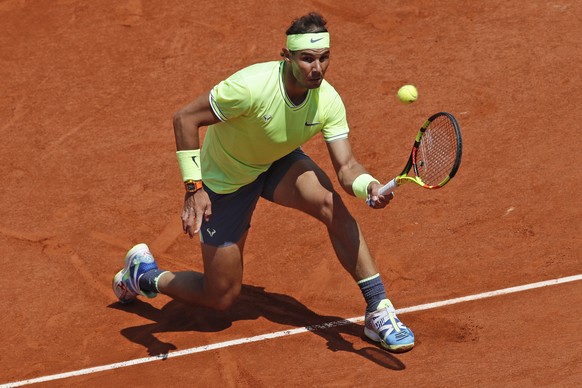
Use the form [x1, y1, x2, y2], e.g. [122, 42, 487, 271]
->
[378, 178, 398, 196]
[366, 178, 398, 207]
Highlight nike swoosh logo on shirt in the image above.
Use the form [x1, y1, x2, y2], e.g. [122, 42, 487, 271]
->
[305, 122, 321, 126]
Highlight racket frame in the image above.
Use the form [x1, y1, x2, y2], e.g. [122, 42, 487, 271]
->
[378, 112, 462, 196]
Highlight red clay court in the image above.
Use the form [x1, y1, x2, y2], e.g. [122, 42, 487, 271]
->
[1, 0, 580, 386]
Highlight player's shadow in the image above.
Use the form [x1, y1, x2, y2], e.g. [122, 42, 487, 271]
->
[108, 284, 405, 370]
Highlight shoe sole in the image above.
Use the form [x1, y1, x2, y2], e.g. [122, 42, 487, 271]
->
[364, 327, 415, 353]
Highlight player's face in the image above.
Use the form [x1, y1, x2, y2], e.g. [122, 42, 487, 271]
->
[290, 48, 330, 89]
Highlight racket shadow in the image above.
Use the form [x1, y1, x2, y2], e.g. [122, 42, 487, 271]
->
[108, 284, 405, 370]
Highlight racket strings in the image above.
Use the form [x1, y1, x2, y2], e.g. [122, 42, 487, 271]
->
[415, 116, 459, 186]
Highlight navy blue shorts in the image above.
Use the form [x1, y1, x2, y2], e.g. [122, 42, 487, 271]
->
[199, 148, 310, 247]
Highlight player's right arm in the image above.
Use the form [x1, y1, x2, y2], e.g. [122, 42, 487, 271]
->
[173, 92, 220, 150]
[173, 92, 221, 237]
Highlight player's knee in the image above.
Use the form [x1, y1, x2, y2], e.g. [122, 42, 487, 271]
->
[208, 284, 241, 311]
[319, 191, 334, 222]
[212, 293, 239, 311]
[319, 191, 349, 225]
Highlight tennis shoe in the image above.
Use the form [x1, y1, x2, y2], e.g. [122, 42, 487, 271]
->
[364, 299, 414, 353]
[112, 243, 158, 303]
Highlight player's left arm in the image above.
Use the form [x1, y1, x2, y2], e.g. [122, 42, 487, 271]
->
[326, 139, 392, 207]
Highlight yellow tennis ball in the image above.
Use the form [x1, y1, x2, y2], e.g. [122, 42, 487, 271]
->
[397, 85, 418, 104]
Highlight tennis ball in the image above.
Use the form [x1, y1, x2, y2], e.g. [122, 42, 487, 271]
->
[397, 84, 418, 104]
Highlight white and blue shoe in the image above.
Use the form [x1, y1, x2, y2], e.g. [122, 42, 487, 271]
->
[364, 299, 415, 353]
[112, 243, 158, 304]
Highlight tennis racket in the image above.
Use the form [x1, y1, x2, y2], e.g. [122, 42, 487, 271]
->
[368, 112, 462, 205]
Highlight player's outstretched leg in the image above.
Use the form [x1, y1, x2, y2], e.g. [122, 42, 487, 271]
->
[364, 299, 414, 353]
[112, 243, 159, 303]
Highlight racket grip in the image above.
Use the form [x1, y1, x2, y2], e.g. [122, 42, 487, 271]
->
[366, 178, 398, 207]
[378, 178, 398, 196]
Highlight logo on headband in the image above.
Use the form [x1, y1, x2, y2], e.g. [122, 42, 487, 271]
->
[310, 37, 324, 43]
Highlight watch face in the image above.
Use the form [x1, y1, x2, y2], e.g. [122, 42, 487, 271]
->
[185, 181, 202, 192]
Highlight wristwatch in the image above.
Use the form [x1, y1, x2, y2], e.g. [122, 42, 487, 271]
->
[184, 180, 203, 193]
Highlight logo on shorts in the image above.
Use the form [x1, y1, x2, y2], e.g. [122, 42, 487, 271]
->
[206, 228, 217, 237]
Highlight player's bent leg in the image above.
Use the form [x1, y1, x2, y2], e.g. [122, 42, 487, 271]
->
[116, 177, 262, 308]
[156, 234, 247, 310]
[113, 235, 247, 310]
[270, 158, 415, 353]
[271, 159, 377, 280]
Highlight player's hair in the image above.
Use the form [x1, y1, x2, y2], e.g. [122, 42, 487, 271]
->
[285, 12, 328, 35]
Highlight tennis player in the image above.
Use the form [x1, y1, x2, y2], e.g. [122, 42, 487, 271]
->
[113, 12, 414, 353]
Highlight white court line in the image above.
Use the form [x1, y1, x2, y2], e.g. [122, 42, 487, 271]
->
[2, 274, 581, 387]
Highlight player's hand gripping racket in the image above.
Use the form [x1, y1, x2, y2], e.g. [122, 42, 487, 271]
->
[368, 112, 462, 206]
